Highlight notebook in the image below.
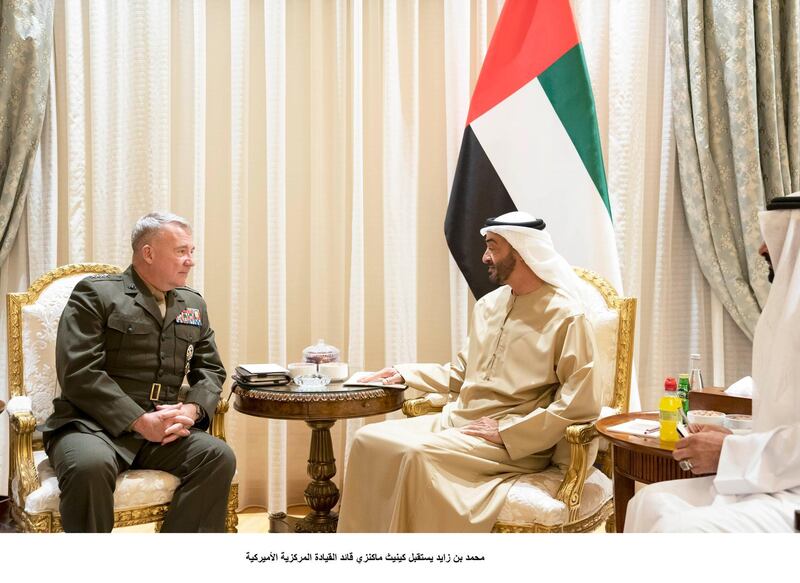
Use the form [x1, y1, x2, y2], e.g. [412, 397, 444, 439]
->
[343, 372, 406, 390]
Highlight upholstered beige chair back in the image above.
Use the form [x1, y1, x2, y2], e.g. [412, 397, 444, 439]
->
[573, 268, 635, 415]
[7, 264, 121, 426]
[550, 269, 635, 470]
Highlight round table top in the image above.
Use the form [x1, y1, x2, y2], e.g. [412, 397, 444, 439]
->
[232, 381, 406, 421]
[596, 412, 680, 458]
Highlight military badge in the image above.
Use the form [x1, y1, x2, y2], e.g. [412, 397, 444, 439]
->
[176, 308, 202, 326]
[88, 274, 119, 280]
[185, 344, 194, 374]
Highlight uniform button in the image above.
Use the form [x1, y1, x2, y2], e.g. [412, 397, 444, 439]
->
[128, 284, 136, 290]
[127, 326, 133, 333]
[158, 369, 164, 376]
[161, 335, 167, 341]
[160, 352, 166, 359]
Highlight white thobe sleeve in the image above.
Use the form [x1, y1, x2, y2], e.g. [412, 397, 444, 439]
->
[394, 345, 467, 399]
[498, 314, 601, 461]
[714, 422, 800, 495]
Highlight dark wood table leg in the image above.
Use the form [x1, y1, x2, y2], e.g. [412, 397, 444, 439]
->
[295, 419, 339, 533]
[612, 445, 635, 533]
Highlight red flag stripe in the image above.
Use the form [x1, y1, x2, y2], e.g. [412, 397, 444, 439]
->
[466, 0, 579, 126]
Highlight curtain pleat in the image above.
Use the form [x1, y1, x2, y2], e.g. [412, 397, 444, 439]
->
[344, 0, 366, 475]
[27, 52, 59, 280]
[264, 0, 288, 515]
[382, 0, 419, 373]
[63, 0, 89, 262]
[444, 0, 471, 359]
[171, 0, 207, 290]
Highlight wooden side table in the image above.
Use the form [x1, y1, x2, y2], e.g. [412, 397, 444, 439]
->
[232, 381, 405, 533]
[688, 387, 752, 415]
[597, 412, 694, 532]
[598, 392, 753, 533]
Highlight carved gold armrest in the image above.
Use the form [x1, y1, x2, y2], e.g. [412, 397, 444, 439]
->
[554, 422, 598, 523]
[595, 408, 620, 478]
[9, 411, 41, 506]
[402, 396, 445, 418]
[210, 395, 230, 442]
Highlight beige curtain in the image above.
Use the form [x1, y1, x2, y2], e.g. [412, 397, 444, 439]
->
[668, 0, 800, 339]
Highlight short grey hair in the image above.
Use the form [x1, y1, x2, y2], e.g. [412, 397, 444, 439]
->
[131, 212, 192, 252]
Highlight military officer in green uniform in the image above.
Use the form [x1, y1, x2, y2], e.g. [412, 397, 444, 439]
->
[42, 212, 236, 532]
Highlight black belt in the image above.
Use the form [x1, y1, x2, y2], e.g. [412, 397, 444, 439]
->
[149, 383, 170, 402]
[120, 382, 183, 403]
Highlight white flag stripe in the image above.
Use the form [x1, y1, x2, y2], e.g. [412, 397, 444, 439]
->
[470, 77, 623, 293]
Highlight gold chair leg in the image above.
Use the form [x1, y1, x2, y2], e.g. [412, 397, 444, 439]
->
[225, 483, 239, 533]
[605, 513, 616, 533]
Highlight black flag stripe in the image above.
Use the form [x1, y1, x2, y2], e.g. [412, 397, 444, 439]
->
[444, 125, 517, 299]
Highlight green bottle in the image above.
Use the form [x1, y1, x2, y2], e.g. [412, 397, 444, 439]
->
[678, 373, 690, 414]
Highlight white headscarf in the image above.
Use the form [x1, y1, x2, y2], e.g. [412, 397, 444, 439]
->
[751, 202, 800, 431]
[480, 211, 593, 315]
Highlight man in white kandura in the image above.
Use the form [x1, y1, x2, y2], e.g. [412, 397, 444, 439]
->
[337, 211, 602, 532]
[626, 194, 800, 533]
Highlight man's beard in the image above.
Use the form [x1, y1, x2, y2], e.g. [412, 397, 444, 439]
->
[488, 253, 516, 284]
[763, 253, 774, 283]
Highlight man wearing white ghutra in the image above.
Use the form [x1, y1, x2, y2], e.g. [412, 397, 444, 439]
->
[338, 211, 603, 532]
[626, 194, 800, 533]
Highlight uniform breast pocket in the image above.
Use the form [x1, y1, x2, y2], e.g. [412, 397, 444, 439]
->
[175, 324, 201, 345]
[174, 324, 202, 374]
[106, 314, 153, 367]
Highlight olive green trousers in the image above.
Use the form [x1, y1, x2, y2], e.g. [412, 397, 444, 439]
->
[47, 427, 235, 532]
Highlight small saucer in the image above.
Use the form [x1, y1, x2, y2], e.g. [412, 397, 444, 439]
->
[293, 374, 331, 390]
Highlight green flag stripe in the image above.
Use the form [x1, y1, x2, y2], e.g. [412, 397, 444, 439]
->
[538, 44, 612, 218]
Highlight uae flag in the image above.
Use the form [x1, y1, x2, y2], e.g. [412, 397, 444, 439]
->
[445, 0, 622, 299]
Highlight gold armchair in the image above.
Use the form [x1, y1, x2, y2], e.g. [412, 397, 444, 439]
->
[6, 263, 239, 532]
[403, 268, 636, 532]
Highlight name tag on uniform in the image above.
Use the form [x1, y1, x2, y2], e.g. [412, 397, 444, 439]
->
[176, 308, 202, 326]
